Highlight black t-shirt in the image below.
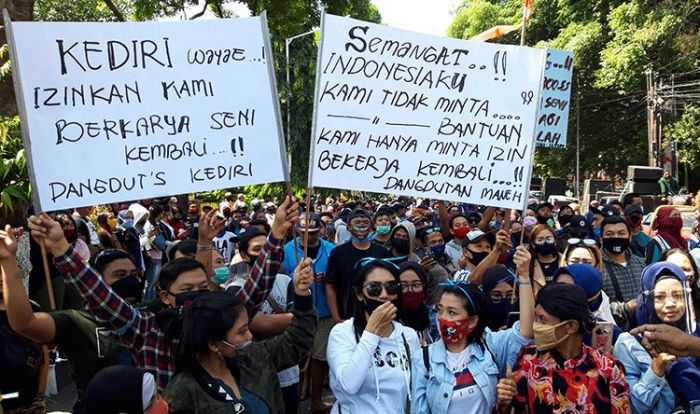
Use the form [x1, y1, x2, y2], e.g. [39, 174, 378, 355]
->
[325, 242, 390, 319]
[541, 259, 560, 284]
[0, 310, 41, 411]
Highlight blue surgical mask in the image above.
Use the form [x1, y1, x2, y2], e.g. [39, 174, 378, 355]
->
[593, 228, 601, 238]
[122, 219, 134, 229]
[375, 225, 391, 236]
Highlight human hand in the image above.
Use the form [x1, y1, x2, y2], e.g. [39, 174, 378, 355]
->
[420, 256, 436, 271]
[27, 213, 70, 256]
[512, 246, 531, 277]
[198, 208, 225, 243]
[630, 324, 694, 357]
[497, 364, 516, 408]
[0, 225, 19, 264]
[271, 196, 300, 239]
[365, 301, 397, 335]
[495, 230, 512, 254]
[294, 258, 313, 296]
[626, 299, 637, 313]
[651, 352, 676, 376]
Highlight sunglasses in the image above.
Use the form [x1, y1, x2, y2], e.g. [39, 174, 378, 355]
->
[364, 281, 401, 297]
[567, 238, 597, 247]
[423, 227, 441, 235]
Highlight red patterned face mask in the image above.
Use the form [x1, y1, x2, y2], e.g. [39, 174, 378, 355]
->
[438, 317, 476, 344]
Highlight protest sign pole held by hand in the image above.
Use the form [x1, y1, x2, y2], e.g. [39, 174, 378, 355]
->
[303, 188, 312, 260]
[38, 239, 56, 310]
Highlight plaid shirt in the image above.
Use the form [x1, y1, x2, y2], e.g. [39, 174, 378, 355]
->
[55, 236, 284, 390]
[600, 249, 645, 302]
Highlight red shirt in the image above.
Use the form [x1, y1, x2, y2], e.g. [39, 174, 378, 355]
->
[512, 343, 631, 414]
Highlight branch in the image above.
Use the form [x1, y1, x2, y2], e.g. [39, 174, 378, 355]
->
[189, 0, 210, 20]
[214, 2, 224, 18]
[102, 0, 126, 21]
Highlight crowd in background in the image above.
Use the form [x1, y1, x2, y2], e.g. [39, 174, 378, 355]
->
[1, 189, 700, 413]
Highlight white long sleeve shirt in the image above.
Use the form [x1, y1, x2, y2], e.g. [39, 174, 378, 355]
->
[327, 319, 422, 414]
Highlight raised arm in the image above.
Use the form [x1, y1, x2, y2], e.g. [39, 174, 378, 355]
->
[234, 196, 299, 315]
[468, 230, 511, 285]
[0, 226, 56, 344]
[195, 208, 225, 288]
[27, 213, 151, 349]
[513, 246, 534, 339]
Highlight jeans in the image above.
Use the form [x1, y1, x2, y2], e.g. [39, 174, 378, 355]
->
[144, 258, 161, 301]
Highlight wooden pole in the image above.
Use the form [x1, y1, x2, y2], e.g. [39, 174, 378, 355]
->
[520, 3, 527, 46]
[303, 188, 312, 260]
[39, 238, 56, 310]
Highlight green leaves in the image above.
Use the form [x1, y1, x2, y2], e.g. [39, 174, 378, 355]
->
[0, 116, 31, 217]
[666, 105, 700, 169]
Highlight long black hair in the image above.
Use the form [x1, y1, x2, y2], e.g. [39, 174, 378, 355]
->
[175, 291, 246, 373]
[439, 282, 489, 349]
[351, 259, 402, 340]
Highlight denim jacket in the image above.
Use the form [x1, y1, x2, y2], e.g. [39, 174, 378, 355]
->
[413, 322, 531, 414]
[613, 332, 675, 414]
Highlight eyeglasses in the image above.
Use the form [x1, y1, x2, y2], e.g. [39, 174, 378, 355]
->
[490, 292, 514, 303]
[401, 282, 424, 292]
[364, 281, 401, 297]
[534, 236, 555, 245]
[651, 288, 690, 304]
[567, 238, 597, 247]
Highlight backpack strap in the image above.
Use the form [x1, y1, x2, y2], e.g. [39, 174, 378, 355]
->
[401, 333, 412, 414]
[603, 259, 625, 302]
[653, 235, 672, 253]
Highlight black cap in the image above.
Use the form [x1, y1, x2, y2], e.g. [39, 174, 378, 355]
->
[536, 202, 554, 212]
[568, 215, 589, 238]
[462, 229, 496, 246]
[600, 204, 620, 217]
[624, 205, 643, 216]
[348, 209, 370, 223]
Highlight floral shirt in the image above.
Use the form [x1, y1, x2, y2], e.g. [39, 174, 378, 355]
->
[512, 344, 631, 414]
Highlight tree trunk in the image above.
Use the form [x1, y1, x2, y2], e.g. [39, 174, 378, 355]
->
[0, 0, 35, 117]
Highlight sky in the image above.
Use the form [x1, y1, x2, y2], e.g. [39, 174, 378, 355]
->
[172, 0, 461, 37]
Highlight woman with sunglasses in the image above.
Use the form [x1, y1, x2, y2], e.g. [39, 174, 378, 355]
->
[327, 258, 422, 414]
[527, 225, 561, 293]
[613, 262, 700, 413]
[561, 238, 603, 271]
[413, 246, 534, 414]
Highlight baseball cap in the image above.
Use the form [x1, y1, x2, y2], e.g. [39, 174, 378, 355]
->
[295, 213, 322, 233]
[348, 209, 370, 223]
[568, 215, 589, 238]
[536, 202, 554, 212]
[623, 205, 643, 216]
[462, 229, 495, 246]
[599, 204, 620, 217]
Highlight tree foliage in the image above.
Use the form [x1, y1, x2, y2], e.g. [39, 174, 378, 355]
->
[666, 105, 700, 169]
[448, 0, 700, 187]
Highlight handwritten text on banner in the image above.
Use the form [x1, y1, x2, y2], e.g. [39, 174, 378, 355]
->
[9, 16, 286, 211]
[309, 14, 546, 209]
[535, 49, 574, 148]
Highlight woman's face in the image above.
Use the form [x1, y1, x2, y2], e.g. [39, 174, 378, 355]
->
[490, 282, 514, 303]
[219, 309, 253, 354]
[437, 293, 477, 330]
[667, 252, 695, 282]
[669, 208, 681, 219]
[654, 278, 686, 323]
[358, 267, 398, 303]
[399, 269, 423, 294]
[568, 247, 595, 266]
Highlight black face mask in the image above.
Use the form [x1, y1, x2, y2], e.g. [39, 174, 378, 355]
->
[602, 237, 630, 255]
[362, 296, 400, 315]
[111, 276, 142, 303]
[467, 249, 489, 266]
[392, 238, 410, 255]
[172, 289, 208, 307]
[558, 215, 572, 227]
[537, 215, 550, 225]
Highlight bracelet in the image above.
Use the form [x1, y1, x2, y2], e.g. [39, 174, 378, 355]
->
[516, 278, 531, 286]
[197, 244, 212, 252]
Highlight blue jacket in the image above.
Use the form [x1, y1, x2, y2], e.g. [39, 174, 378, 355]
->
[283, 238, 334, 319]
[412, 322, 531, 413]
[613, 332, 676, 414]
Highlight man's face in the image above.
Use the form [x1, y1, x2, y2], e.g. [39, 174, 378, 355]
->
[374, 215, 391, 228]
[159, 268, 209, 308]
[245, 235, 267, 261]
[425, 232, 444, 247]
[232, 212, 243, 222]
[349, 217, 371, 239]
[602, 223, 630, 240]
[537, 206, 552, 219]
[664, 170, 671, 179]
[297, 228, 320, 245]
[633, 197, 643, 207]
[450, 216, 469, 232]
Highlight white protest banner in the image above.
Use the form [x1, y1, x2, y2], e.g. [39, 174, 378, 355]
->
[308, 14, 545, 210]
[535, 49, 574, 148]
[5, 11, 288, 212]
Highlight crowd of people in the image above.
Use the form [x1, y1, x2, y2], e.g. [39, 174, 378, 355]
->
[1, 190, 700, 414]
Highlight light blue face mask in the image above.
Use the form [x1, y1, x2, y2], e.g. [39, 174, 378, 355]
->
[375, 225, 391, 235]
[212, 267, 230, 284]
